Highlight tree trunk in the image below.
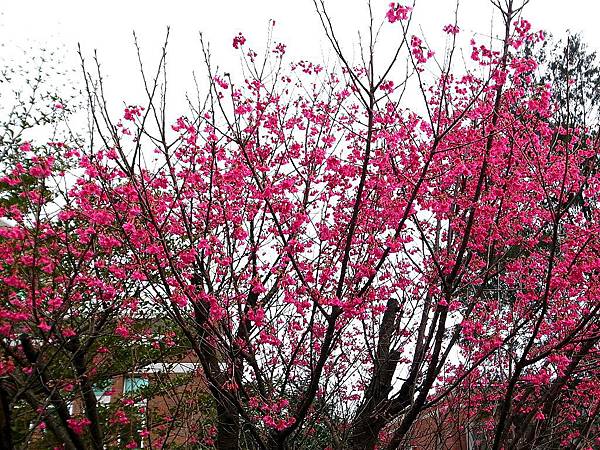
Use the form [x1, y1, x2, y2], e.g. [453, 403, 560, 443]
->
[216, 400, 240, 450]
[346, 416, 386, 450]
[0, 383, 13, 450]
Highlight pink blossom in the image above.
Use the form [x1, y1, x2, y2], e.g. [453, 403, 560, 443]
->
[38, 320, 52, 333]
[67, 418, 91, 435]
[233, 32, 246, 49]
[443, 24, 460, 35]
[386, 2, 411, 23]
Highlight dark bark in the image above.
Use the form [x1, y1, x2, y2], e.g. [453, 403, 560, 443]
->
[346, 298, 401, 450]
[347, 416, 388, 450]
[191, 289, 243, 449]
[216, 398, 241, 450]
[21, 389, 81, 450]
[71, 344, 104, 450]
[0, 382, 13, 450]
[20, 333, 86, 450]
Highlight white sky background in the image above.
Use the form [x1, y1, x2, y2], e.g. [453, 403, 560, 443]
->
[1, 0, 600, 119]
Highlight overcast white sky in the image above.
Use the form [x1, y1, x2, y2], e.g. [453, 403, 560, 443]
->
[1, 0, 599, 114]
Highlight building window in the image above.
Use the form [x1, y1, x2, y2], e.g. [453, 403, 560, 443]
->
[93, 380, 113, 404]
[123, 377, 149, 395]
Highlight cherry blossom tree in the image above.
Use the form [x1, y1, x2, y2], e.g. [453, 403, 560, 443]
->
[2, 0, 600, 449]
[0, 47, 211, 450]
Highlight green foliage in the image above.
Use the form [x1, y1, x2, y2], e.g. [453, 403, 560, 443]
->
[529, 33, 600, 127]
